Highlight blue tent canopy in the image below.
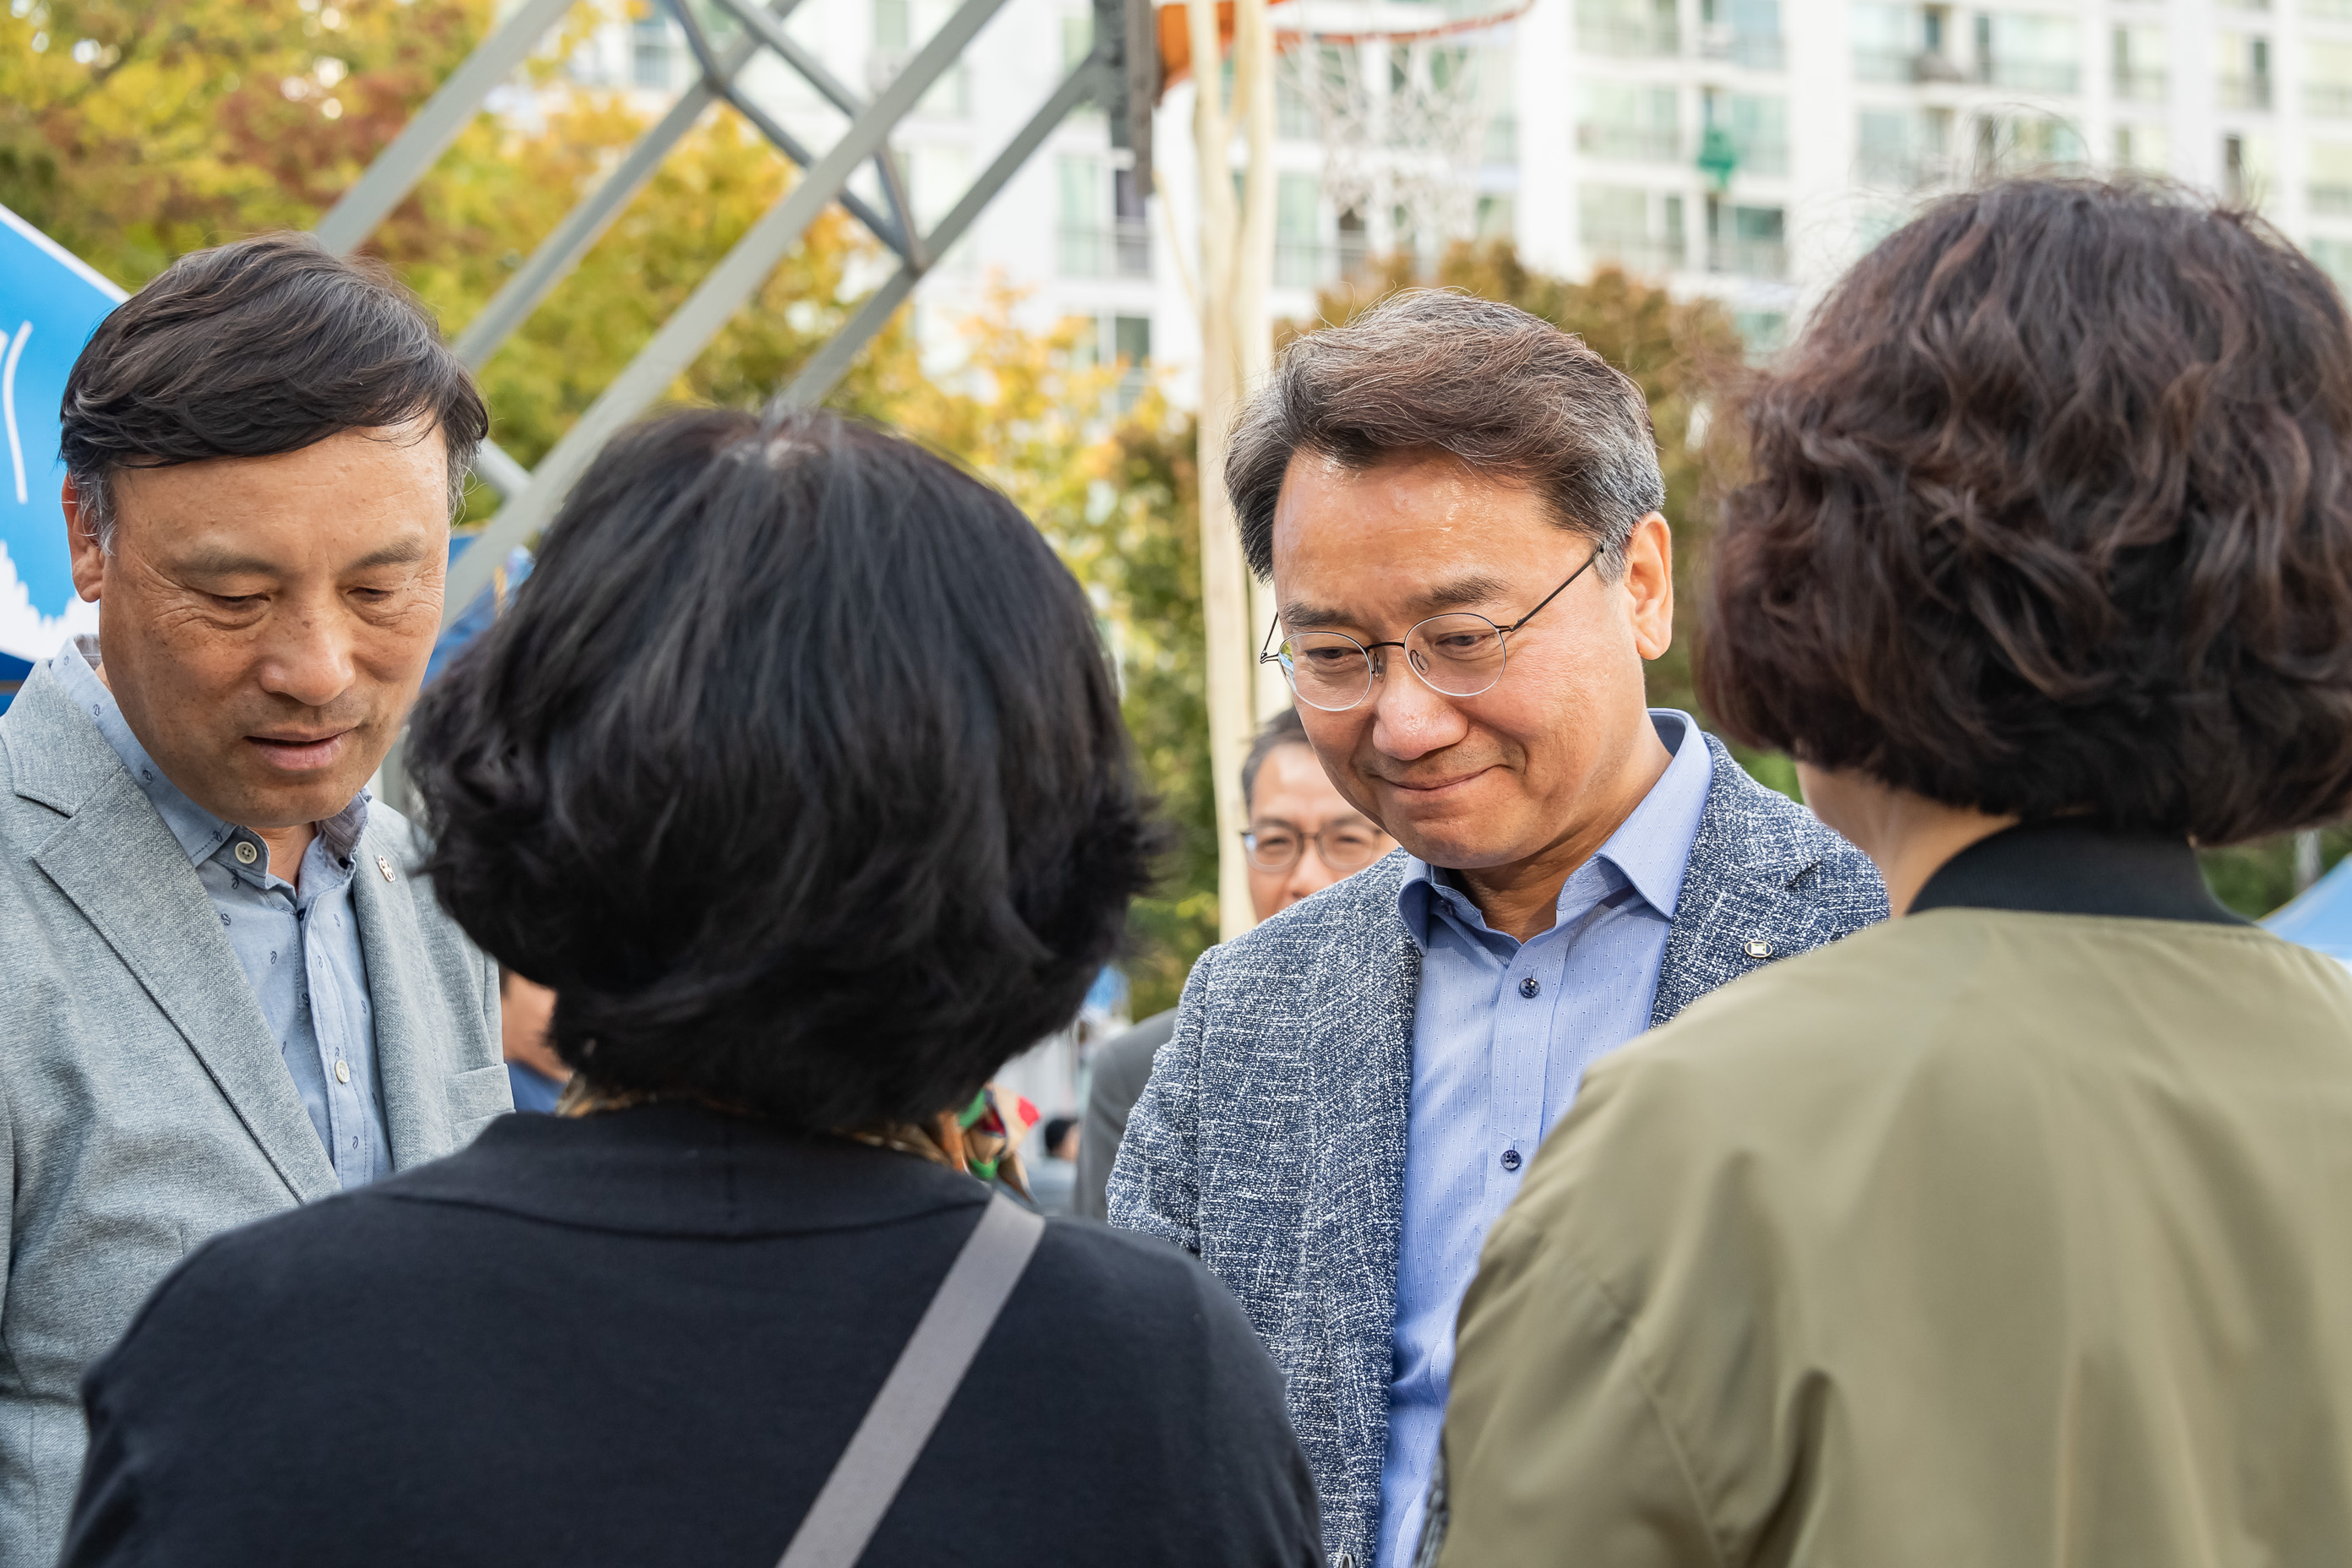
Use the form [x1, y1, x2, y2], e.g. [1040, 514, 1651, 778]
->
[2262, 858, 2352, 965]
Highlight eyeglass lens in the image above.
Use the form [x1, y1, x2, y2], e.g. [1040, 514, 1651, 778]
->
[1244, 822, 1387, 874]
[1278, 613, 1508, 712]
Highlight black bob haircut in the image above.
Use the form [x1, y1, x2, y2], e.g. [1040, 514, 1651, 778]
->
[410, 409, 1155, 1131]
[60, 231, 487, 547]
[1703, 178, 2352, 842]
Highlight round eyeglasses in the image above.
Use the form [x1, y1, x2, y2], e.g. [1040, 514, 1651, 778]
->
[1260, 553, 1598, 713]
[1241, 819, 1389, 874]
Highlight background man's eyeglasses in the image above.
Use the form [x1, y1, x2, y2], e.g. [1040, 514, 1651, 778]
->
[1258, 553, 1598, 713]
[1241, 819, 1388, 874]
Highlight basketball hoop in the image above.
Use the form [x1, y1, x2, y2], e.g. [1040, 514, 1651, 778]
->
[1271, 0, 1528, 258]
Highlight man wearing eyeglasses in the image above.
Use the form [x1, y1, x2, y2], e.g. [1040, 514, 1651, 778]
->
[1073, 707, 1395, 1220]
[1108, 291, 1887, 1568]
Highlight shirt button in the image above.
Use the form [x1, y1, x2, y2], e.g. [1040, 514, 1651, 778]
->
[1518, 976, 1540, 999]
[234, 841, 258, 865]
[1500, 1148, 1522, 1172]
[335, 1060, 351, 1084]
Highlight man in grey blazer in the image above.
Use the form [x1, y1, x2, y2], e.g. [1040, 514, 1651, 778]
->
[0, 234, 509, 1562]
[1108, 293, 1887, 1568]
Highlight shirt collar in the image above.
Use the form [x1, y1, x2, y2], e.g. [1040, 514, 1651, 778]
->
[1396, 708, 1716, 949]
[51, 634, 369, 871]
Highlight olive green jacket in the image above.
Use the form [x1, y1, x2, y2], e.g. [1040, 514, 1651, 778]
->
[1432, 905, 2352, 1566]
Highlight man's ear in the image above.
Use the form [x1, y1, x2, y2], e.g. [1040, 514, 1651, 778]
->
[1625, 512, 1674, 661]
[64, 476, 106, 602]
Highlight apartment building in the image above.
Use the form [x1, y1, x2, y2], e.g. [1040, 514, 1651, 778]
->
[1517, 0, 2352, 351]
[571, 0, 2350, 401]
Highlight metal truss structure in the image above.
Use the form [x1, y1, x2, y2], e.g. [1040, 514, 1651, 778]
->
[317, 0, 1146, 626]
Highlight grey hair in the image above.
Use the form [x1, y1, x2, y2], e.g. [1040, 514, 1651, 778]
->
[1226, 289, 1666, 580]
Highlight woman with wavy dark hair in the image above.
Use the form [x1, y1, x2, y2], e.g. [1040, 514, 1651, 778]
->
[60, 410, 1323, 1568]
[1421, 180, 2352, 1566]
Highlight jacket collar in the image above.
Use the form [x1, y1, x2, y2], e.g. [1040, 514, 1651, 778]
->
[1648, 733, 1881, 1025]
[383, 1102, 993, 1236]
[1913, 821, 2245, 925]
[6, 658, 340, 1201]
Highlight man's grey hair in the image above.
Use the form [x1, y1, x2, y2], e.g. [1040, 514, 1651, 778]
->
[1226, 290, 1666, 580]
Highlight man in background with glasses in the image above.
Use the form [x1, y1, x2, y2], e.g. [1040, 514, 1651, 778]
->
[1108, 291, 1886, 1568]
[1074, 707, 1394, 1219]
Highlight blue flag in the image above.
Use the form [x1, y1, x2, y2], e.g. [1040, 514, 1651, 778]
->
[0, 203, 124, 700]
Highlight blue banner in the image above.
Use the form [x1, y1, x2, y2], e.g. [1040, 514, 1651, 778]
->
[0, 203, 124, 701]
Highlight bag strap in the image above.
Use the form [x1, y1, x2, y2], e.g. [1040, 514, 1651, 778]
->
[776, 1192, 1046, 1568]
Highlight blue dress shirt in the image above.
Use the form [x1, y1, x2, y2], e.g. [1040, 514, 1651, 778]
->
[52, 638, 395, 1190]
[1375, 710, 1715, 1565]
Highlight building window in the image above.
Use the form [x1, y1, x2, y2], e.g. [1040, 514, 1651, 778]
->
[2219, 34, 2272, 112]
[1476, 193, 1517, 240]
[1574, 0, 1678, 59]
[2311, 41, 2352, 120]
[1069, 314, 1153, 412]
[1058, 159, 1149, 279]
[1275, 172, 1322, 288]
[1974, 112, 2087, 177]
[2223, 132, 2274, 206]
[1707, 199, 1787, 279]
[1975, 12, 2080, 95]
[2310, 238, 2352, 295]
[1579, 82, 1680, 161]
[1859, 106, 1952, 188]
[1720, 91, 1788, 177]
[1701, 0, 1783, 71]
[1579, 183, 1685, 275]
[632, 15, 675, 90]
[2112, 24, 2167, 103]
[2113, 122, 2169, 174]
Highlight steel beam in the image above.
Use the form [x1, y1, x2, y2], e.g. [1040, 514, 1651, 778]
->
[776, 57, 1110, 410]
[452, 84, 717, 369]
[316, 0, 576, 255]
[442, 0, 1020, 623]
[664, 0, 908, 258]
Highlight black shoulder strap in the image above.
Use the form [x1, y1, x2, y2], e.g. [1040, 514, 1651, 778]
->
[776, 1192, 1045, 1568]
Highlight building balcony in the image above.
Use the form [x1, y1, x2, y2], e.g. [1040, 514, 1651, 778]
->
[1700, 26, 1783, 71]
[2219, 74, 2273, 112]
[1058, 221, 1152, 280]
[1708, 236, 1788, 280]
[2114, 68, 2168, 104]
[2310, 84, 2352, 119]
[1979, 60, 2079, 95]
[1584, 235, 1685, 277]
[2312, 182, 2352, 216]
[1576, 123, 1680, 161]
[1273, 235, 1375, 291]
[1574, 17, 1680, 57]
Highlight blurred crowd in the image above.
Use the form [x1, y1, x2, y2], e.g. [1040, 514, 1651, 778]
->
[3, 177, 2352, 1568]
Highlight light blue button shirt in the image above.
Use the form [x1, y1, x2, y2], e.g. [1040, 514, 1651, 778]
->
[52, 637, 394, 1190]
[1375, 709, 1714, 1565]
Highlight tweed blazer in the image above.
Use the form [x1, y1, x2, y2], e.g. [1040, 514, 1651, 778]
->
[0, 660, 509, 1566]
[1107, 736, 1886, 1568]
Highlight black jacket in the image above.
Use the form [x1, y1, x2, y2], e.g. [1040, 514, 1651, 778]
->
[63, 1104, 1323, 1567]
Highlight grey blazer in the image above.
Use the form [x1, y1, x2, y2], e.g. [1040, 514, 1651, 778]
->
[0, 661, 509, 1565]
[1107, 737, 1887, 1568]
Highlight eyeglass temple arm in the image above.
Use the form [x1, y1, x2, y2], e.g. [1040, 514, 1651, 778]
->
[1500, 551, 1600, 634]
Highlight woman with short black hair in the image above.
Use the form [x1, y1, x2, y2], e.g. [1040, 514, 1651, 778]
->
[1424, 180, 2352, 1566]
[62, 410, 1323, 1568]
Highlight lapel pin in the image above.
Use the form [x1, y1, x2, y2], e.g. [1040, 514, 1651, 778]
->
[377, 855, 396, 884]
[1742, 939, 1772, 960]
